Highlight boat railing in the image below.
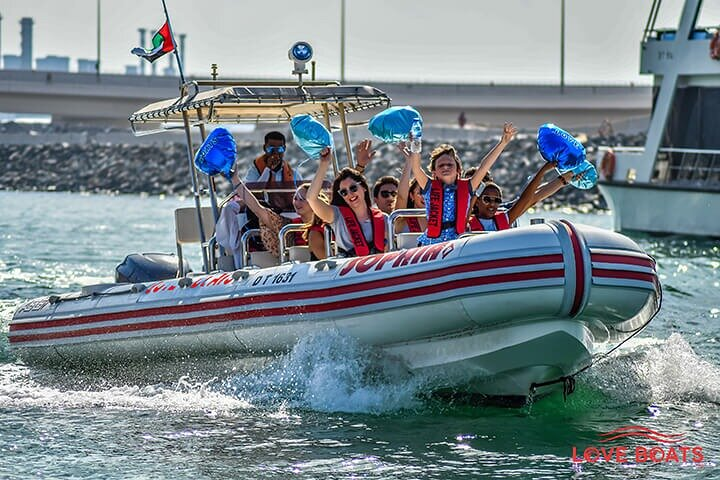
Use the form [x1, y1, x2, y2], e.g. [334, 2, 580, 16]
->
[655, 147, 720, 186]
[387, 209, 427, 251]
[239, 229, 262, 269]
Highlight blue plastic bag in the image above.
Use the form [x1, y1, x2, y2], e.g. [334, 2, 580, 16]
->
[537, 123, 586, 171]
[568, 160, 598, 190]
[194, 127, 236, 179]
[368, 106, 423, 144]
[290, 114, 334, 159]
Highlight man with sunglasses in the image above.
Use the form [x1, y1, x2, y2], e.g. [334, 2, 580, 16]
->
[243, 131, 298, 184]
[237, 131, 302, 211]
[372, 176, 399, 214]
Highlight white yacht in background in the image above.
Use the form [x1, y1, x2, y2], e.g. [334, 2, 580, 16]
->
[598, 0, 720, 237]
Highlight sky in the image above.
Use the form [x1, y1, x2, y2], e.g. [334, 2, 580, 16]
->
[0, 0, 718, 85]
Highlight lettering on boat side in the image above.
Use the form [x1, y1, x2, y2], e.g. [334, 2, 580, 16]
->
[17, 298, 50, 313]
[145, 272, 237, 294]
[251, 271, 298, 287]
[338, 242, 454, 277]
[144, 271, 299, 294]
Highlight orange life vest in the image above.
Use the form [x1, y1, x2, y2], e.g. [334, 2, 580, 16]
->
[338, 206, 385, 257]
[468, 212, 511, 232]
[427, 179, 470, 238]
[600, 150, 616, 180]
[711, 31, 720, 60]
[253, 154, 294, 185]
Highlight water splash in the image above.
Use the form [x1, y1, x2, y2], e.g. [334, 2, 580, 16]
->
[0, 364, 250, 414]
[223, 330, 425, 414]
[582, 333, 720, 405]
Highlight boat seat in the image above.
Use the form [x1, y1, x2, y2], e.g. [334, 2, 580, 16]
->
[174, 206, 216, 276]
[288, 246, 311, 263]
[249, 251, 279, 269]
[396, 232, 421, 250]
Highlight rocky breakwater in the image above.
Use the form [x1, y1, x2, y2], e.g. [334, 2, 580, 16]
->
[1, 123, 646, 212]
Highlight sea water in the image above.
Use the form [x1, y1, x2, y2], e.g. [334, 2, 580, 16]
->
[1, 191, 719, 479]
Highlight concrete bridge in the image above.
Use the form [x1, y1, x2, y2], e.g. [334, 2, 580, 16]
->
[0, 70, 651, 131]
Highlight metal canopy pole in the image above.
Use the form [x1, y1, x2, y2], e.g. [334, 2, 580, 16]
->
[560, 0, 565, 94]
[195, 108, 220, 224]
[321, 104, 339, 176]
[337, 102, 353, 168]
[181, 109, 209, 272]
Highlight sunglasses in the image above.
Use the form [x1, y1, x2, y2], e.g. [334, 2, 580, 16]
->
[265, 145, 286, 154]
[338, 183, 361, 198]
[379, 190, 397, 199]
[482, 195, 502, 205]
[294, 191, 307, 201]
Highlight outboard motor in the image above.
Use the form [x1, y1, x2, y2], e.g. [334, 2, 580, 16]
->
[115, 253, 190, 283]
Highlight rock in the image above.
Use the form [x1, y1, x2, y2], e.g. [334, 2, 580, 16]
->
[0, 123, 647, 212]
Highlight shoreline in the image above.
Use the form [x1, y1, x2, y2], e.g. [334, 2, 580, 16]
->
[1, 124, 646, 211]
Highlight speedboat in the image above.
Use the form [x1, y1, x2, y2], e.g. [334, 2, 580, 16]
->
[9, 44, 660, 400]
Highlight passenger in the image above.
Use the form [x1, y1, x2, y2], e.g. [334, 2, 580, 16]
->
[307, 147, 387, 257]
[409, 122, 518, 245]
[290, 183, 329, 260]
[232, 182, 328, 260]
[231, 131, 303, 211]
[372, 176, 399, 214]
[353, 138, 398, 214]
[467, 161, 560, 231]
[395, 146, 426, 233]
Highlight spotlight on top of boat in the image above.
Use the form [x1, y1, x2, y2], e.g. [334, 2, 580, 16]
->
[289, 41, 313, 76]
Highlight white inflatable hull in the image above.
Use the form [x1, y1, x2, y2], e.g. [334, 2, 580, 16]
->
[10, 220, 660, 397]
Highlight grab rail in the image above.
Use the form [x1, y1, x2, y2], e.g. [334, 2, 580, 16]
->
[278, 224, 335, 263]
[239, 229, 261, 268]
[278, 223, 307, 263]
[386, 209, 426, 251]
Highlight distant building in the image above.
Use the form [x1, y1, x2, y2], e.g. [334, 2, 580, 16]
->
[20, 17, 33, 70]
[3, 55, 22, 70]
[125, 65, 139, 75]
[77, 59, 97, 73]
[36, 55, 69, 72]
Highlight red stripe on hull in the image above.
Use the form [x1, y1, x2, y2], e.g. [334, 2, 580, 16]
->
[592, 268, 657, 283]
[591, 253, 655, 269]
[11, 254, 564, 332]
[561, 221, 586, 317]
[10, 269, 565, 344]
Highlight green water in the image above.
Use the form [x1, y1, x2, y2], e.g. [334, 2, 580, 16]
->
[1, 191, 718, 479]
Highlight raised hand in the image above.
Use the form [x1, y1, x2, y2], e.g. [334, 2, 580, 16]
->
[501, 122, 518, 144]
[319, 147, 332, 164]
[355, 139, 376, 168]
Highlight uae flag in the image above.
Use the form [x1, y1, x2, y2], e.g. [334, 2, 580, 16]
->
[131, 22, 174, 63]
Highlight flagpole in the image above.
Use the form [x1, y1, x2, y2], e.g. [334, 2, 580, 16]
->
[160, 0, 186, 85]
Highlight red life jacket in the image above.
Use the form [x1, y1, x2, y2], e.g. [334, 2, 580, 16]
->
[468, 211, 511, 231]
[290, 217, 307, 246]
[338, 206, 385, 256]
[427, 179, 470, 238]
[253, 154, 294, 185]
[407, 217, 422, 233]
